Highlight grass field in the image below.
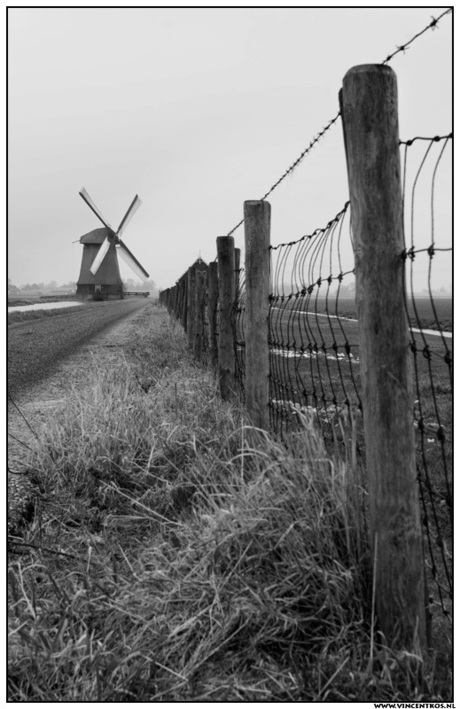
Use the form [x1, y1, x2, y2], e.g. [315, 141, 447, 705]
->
[312, 295, 452, 333]
[8, 305, 452, 701]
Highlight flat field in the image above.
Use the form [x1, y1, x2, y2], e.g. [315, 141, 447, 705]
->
[313, 295, 452, 332]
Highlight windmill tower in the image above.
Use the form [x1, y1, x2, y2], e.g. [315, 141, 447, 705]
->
[76, 188, 149, 298]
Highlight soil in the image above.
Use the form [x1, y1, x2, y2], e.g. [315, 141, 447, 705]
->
[8, 299, 151, 396]
[8, 299, 155, 536]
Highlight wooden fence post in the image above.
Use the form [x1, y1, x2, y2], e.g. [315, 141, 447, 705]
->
[234, 247, 241, 298]
[172, 285, 178, 318]
[216, 236, 236, 400]
[195, 266, 208, 361]
[341, 64, 426, 650]
[180, 275, 187, 330]
[244, 200, 270, 430]
[187, 266, 196, 349]
[208, 262, 219, 371]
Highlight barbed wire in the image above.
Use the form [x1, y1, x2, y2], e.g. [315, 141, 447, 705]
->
[226, 8, 452, 237]
[227, 112, 341, 236]
[382, 8, 452, 65]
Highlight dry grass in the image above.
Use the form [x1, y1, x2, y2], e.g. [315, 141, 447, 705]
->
[8, 305, 452, 701]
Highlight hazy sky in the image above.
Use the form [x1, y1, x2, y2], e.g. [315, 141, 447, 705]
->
[8, 6, 452, 291]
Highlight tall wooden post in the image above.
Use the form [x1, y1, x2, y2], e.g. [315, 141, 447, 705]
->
[234, 248, 241, 298]
[244, 200, 270, 430]
[216, 236, 236, 400]
[172, 285, 178, 318]
[181, 275, 188, 330]
[341, 64, 426, 650]
[208, 262, 219, 371]
[195, 267, 207, 361]
[187, 266, 196, 348]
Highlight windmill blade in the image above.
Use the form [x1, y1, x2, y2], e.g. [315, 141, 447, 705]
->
[117, 240, 149, 281]
[79, 187, 113, 230]
[90, 237, 111, 276]
[117, 195, 142, 237]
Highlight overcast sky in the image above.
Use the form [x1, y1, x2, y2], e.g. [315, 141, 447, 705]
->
[8, 6, 452, 292]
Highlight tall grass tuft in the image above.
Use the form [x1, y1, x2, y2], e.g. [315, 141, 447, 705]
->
[8, 304, 451, 701]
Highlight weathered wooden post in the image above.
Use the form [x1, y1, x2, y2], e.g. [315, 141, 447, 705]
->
[244, 200, 270, 430]
[194, 266, 208, 361]
[187, 266, 196, 348]
[180, 275, 187, 330]
[216, 236, 236, 400]
[175, 284, 181, 321]
[234, 248, 241, 298]
[341, 64, 426, 650]
[208, 261, 219, 371]
[171, 285, 177, 318]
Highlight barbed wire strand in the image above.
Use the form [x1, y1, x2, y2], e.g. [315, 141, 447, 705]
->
[226, 8, 452, 237]
[382, 8, 452, 65]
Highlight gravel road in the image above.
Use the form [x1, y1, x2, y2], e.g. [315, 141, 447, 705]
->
[8, 299, 150, 396]
[8, 298, 154, 536]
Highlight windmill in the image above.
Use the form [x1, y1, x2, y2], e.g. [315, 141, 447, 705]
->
[76, 187, 149, 298]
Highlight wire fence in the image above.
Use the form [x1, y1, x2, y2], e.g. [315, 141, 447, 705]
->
[159, 10, 452, 647]
[268, 202, 360, 443]
[202, 131, 453, 619]
[401, 134, 453, 617]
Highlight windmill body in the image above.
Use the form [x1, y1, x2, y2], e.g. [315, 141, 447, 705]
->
[76, 228, 123, 296]
[76, 188, 149, 299]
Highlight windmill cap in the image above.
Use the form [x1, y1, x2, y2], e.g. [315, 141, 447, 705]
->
[79, 227, 111, 244]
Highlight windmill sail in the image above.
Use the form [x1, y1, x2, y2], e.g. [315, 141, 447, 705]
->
[117, 195, 142, 237]
[117, 240, 149, 281]
[90, 236, 112, 275]
[79, 188, 113, 230]
[77, 188, 149, 296]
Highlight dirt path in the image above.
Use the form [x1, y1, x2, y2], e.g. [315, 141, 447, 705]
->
[8, 300, 155, 534]
[8, 299, 150, 396]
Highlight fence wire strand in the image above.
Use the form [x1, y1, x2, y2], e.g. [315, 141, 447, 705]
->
[226, 8, 452, 237]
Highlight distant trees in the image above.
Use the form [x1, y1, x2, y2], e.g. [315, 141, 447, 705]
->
[122, 278, 158, 296]
[11, 281, 77, 294]
[340, 282, 356, 296]
[8, 278, 19, 295]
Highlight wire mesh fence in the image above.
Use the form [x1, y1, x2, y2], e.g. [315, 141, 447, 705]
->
[401, 134, 452, 618]
[268, 202, 361, 449]
[263, 133, 452, 618]
[159, 42, 452, 644]
[160, 136, 452, 630]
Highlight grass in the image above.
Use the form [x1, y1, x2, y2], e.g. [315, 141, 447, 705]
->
[8, 306, 88, 325]
[8, 305, 452, 701]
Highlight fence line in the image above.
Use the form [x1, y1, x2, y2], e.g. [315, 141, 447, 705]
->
[159, 54, 451, 650]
